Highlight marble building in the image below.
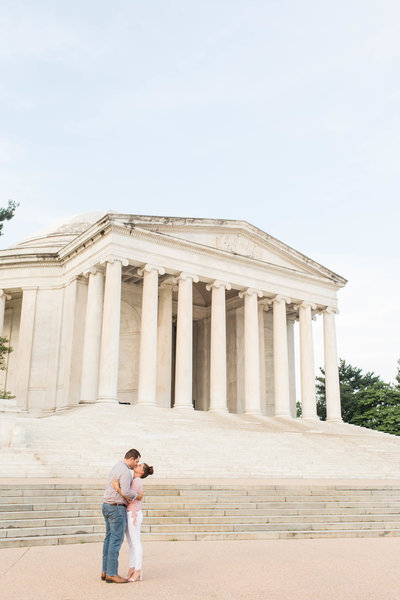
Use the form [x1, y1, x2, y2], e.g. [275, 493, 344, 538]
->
[0, 212, 346, 419]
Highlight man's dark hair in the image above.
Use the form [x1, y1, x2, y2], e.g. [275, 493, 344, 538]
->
[124, 448, 140, 460]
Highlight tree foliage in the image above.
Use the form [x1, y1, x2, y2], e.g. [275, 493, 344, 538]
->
[395, 358, 400, 390]
[0, 200, 19, 236]
[0, 337, 13, 398]
[0, 337, 12, 370]
[350, 382, 400, 434]
[316, 359, 400, 436]
[0, 200, 18, 397]
[316, 359, 382, 421]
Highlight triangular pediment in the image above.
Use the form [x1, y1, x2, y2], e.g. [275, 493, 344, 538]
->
[108, 215, 345, 285]
[154, 227, 310, 272]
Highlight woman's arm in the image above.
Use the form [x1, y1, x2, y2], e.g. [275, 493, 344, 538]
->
[136, 480, 144, 501]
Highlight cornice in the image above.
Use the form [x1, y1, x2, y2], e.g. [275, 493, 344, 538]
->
[0, 216, 346, 300]
[0, 259, 61, 270]
[56, 215, 346, 288]
[107, 224, 344, 290]
[132, 220, 347, 286]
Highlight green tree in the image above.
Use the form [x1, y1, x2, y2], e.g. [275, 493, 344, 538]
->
[351, 382, 400, 435]
[395, 358, 400, 390]
[0, 337, 12, 370]
[316, 359, 381, 421]
[0, 200, 18, 398]
[0, 200, 18, 236]
[0, 336, 13, 398]
[316, 359, 400, 436]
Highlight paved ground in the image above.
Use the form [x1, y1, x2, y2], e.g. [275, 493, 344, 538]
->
[1, 537, 399, 600]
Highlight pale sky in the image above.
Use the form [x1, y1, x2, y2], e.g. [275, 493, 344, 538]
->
[1, 1, 399, 382]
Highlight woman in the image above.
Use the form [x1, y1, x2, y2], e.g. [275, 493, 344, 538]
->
[112, 462, 154, 582]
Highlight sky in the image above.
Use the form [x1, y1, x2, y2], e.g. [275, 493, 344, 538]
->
[0, 0, 399, 382]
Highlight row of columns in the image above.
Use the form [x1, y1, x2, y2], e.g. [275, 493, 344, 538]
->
[26, 257, 340, 420]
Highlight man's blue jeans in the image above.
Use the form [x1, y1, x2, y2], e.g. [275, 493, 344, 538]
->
[102, 503, 127, 576]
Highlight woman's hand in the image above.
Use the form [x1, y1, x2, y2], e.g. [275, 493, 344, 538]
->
[111, 479, 120, 492]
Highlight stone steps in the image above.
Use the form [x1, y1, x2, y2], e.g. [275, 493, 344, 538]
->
[3, 512, 400, 528]
[3, 506, 400, 520]
[1, 483, 400, 547]
[2, 404, 400, 479]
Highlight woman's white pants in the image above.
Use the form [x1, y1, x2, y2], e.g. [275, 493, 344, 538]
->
[126, 510, 143, 570]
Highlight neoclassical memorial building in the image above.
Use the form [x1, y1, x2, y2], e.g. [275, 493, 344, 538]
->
[0, 212, 346, 420]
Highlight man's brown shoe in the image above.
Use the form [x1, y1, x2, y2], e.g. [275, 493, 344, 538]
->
[105, 575, 129, 584]
[101, 572, 106, 581]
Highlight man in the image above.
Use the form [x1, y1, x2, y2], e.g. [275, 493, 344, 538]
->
[101, 448, 143, 583]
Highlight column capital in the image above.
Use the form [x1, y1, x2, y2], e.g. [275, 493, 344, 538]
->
[137, 264, 165, 277]
[206, 280, 232, 292]
[294, 301, 317, 311]
[177, 272, 199, 283]
[100, 255, 129, 267]
[83, 266, 104, 277]
[239, 288, 263, 299]
[0, 289, 12, 300]
[258, 298, 271, 310]
[323, 306, 339, 315]
[159, 277, 178, 291]
[268, 294, 291, 306]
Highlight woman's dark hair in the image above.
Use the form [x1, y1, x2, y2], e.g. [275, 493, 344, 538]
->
[141, 463, 154, 479]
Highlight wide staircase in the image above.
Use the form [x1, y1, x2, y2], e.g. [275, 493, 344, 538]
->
[1, 482, 400, 548]
[2, 404, 400, 479]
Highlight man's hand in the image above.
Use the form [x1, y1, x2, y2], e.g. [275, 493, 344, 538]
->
[136, 491, 143, 501]
[111, 479, 120, 492]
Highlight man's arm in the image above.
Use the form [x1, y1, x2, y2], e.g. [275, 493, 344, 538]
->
[119, 469, 137, 501]
[112, 479, 130, 502]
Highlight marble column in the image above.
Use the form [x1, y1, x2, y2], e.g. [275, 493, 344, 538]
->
[0, 290, 11, 335]
[16, 287, 38, 411]
[174, 273, 199, 409]
[137, 264, 165, 406]
[258, 304, 266, 415]
[80, 268, 104, 404]
[297, 301, 318, 420]
[323, 307, 342, 422]
[206, 280, 231, 413]
[271, 295, 291, 417]
[239, 288, 263, 414]
[97, 257, 128, 403]
[157, 280, 175, 408]
[287, 316, 297, 418]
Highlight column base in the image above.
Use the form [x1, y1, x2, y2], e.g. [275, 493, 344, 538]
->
[136, 401, 157, 407]
[327, 417, 343, 423]
[96, 396, 119, 404]
[208, 407, 228, 414]
[274, 412, 292, 418]
[79, 399, 97, 405]
[173, 404, 194, 410]
[301, 414, 319, 421]
[244, 409, 261, 415]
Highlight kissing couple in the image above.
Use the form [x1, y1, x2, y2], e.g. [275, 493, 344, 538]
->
[101, 448, 154, 583]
